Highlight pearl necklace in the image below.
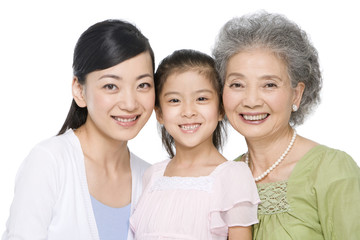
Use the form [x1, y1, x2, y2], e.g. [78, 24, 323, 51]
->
[245, 129, 297, 182]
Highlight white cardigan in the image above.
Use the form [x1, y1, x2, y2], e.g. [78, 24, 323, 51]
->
[2, 129, 150, 240]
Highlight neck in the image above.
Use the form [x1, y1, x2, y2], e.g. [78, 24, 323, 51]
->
[173, 139, 223, 166]
[245, 126, 295, 177]
[165, 139, 226, 177]
[75, 125, 130, 171]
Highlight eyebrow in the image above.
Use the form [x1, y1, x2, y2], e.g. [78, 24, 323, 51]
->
[98, 73, 153, 81]
[163, 89, 214, 97]
[226, 73, 244, 79]
[260, 75, 283, 81]
[196, 89, 214, 94]
[137, 74, 153, 80]
[226, 73, 283, 81]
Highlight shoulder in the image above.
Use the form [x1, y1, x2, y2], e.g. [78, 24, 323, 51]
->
[23, 130, 80, 167]
[14, 131, 81, 186]
[309, 145, 359, 182]
[141, 159, 169, 191]
[142, 159, 169, 181]
[211, 161, 260, 205]
[216, 160, 251, 177]
[144, 159, 169, 176]
[311, 145, 357, 169]
[130, 152, 151, 173]
[213, 161, 255, 189]
[33, 129, 80, 157]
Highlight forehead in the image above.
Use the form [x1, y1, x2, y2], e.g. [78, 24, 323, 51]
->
[87, 52, 153, 81]
[163, 70, 216, 91]
[226, 49, 288, 78]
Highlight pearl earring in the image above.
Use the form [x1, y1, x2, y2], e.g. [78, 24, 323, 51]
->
[292, 104, 298, 112]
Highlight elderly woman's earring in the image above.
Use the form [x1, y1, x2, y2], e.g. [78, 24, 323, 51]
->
[292, 104, 298, 112]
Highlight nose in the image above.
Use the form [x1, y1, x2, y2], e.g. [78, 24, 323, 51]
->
[242, 86, 263, 108]
[118, 89, 138, 112]
[181, 101, 197, 118]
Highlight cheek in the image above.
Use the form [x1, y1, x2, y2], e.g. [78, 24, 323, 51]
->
[93, 93, 111, 109]
[222, 90, 238, 112]
[139, 92, 155, 111]
[267, 93, 292, 112]
[85, 91, 115, 114]
[160, 107, 179, 126]
[208, 102, 221, 121]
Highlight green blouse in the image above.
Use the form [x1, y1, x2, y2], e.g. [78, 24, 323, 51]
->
[236, 145, 360, 240]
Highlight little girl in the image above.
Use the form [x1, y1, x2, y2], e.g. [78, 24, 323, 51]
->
[130, 49, 260, 239]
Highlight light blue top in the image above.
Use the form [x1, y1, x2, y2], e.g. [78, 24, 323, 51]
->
[90, 195, 131, 240]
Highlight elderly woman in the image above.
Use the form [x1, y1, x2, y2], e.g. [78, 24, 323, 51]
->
[213, 12, 360, 239]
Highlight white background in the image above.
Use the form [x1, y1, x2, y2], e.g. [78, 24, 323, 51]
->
[1, 0, 359, 232]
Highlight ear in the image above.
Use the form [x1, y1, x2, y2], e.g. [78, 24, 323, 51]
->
[292, 82, 305, 108]
[155, 107, 164, 125]
[72, 77, 87, 108]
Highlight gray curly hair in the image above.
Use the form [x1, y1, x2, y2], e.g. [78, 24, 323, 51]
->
[212, 11, 322, 126]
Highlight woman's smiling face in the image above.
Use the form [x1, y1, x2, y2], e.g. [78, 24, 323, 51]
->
[222, 48, 303, 140]
[73, 52, 155, 142]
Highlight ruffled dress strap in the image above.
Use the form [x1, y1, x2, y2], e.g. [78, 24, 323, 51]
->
[142, 159, 170, 189]
[130, 160, 170, 230]
[209, 161, 260, 236]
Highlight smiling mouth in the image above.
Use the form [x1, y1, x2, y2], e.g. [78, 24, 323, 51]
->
[179, 123, 201, 131]
[112, 115, 139, 122]
[242, 114, 269, 121]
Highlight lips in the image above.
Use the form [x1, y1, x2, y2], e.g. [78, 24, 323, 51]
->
[112, 115, 140, 126]
[241, 113, 269, 121]
[180, 123, 200, 130]
[112, 116, 138, 122]
[179, 123, 201, 133]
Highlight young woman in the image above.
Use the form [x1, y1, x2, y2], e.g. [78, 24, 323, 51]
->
[130, 49, 260, 240]
[3, 19, 155, 240]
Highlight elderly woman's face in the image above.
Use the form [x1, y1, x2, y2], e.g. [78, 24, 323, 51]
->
[222, 49, 303, 139]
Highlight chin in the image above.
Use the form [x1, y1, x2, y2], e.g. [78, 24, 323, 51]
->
[110, 130, 140, 142]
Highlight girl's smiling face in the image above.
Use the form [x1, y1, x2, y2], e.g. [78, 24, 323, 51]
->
[156, 70, 222, 150]
[73, 52, 155, 142]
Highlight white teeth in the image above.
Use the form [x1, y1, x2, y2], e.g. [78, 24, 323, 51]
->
[243, 114, 268, 121]
[180, 124, 200, 130]
[114, 116, 137, 122]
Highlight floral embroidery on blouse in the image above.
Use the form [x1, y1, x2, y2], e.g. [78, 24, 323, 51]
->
[257, 181, 290, 215]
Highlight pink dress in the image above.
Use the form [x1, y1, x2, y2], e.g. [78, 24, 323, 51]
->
[130, 160, 260, 240]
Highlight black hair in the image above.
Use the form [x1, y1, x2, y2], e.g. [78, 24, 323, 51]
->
[58, 19, 154, 135]
[155, 49, 226, 158]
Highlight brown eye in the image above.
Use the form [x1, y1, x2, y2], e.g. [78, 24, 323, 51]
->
[138, 82, 151, 89]
[169, 99, 180, 103]
[197, 97, 207, 101]
[265, 83, 277, 88]
[229, 82, 243, 88]
[104, 84, 117, 90]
